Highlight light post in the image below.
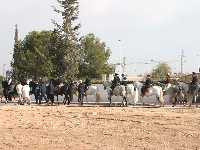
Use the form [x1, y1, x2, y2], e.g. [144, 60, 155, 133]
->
[117, 40, 127, 75]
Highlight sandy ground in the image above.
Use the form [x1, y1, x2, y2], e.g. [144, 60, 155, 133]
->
[0, 105, 199, 150]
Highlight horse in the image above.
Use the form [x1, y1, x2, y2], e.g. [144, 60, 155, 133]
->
[53, 79, 65, 104]
[103, 81, 138, 106]
[133, 81, 164, 106]
[2, 80, 17, 103]
[178, 82, 199, 107]
[2, 80, 10, 103]
[77, 84, 101, 105]
[63, 82, 77, 105]
[163, 83, 185, 106]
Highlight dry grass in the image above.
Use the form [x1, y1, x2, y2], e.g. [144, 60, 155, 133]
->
[0, 106, 199, 150]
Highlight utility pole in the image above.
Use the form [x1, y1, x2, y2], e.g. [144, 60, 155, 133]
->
[122, 57, 126, 74]
[181, 49, 185, 74]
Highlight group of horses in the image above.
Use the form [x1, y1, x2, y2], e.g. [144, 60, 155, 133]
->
[1, 79, 200, 107]
[103, 80, 200, 107]
[1, 79, 100, 106]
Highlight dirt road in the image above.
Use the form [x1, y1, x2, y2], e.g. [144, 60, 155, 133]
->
[0, 105, 199, 150]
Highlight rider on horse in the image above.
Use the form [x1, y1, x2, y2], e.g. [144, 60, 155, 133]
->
[121, 74, 128, 86]
[165, 73, 172, 84]
[191, 72, 198, 85]
[142, 74, 153, 96]
[111, 73, 121, 92]
[145, 75, 153, 87]
[189, 72, 199, 93]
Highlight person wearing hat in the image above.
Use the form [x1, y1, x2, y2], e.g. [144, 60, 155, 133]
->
[191, 72, 198, 86]
[142, 74, 153, 96]
[111, 73, 121, 91]
[121, 74, 128, 86]
[145, 75, 153, 87]
[165, 73, 172, 84]
[188, 72, 199, 102]
[78, 80, 85, 104]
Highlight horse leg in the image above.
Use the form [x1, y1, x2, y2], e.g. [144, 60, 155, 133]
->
[122, 96, 127, 107]
[27, 97, 31, 105]
[155, 95, 161, 107]
[18, 95, 21, 105]
[187, 94, 192, 107]
[108, 96, 112, 106]
[70, 94, 73, 105]
[81, 94, 84, 105]
[63, 95, 66, 105]
[172, 96, 176, 107]
[194, 95, 198, 107]
[51, 98, 53, 105]
[86, 95, 88, 104]
[39, 95, 42, 105]
[67, 95, 70, 105]
[57, 95, 59, 105]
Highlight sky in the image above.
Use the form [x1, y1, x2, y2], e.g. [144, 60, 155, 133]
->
[1, 0, 200, 75]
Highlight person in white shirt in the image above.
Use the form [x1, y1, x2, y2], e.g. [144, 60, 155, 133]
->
[22, 81, 31, 105]
[16, 82, 23, 104]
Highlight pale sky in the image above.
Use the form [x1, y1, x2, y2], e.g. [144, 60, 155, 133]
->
[1, 0, 200, 75]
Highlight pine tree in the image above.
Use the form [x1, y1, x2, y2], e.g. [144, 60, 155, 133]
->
[53, 0, 81, 80]
[12, 24, 22, 80]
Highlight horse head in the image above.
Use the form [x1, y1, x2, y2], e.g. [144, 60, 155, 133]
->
[103, 81, 111, 90]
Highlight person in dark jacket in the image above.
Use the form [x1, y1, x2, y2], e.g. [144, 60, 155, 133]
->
[78, 80, 85, 104]
[142, 75, 153, 96]
[40, 81, 47, 103]
[189, 72, 199, 94]
[165, 73, 172, 84]
[47, 79, 55, 104]
[191, 72, 198, 85]
[145, 75, 153, 88]
[111, 73, 121, 90]
[121, 74, 128, 86]
[34, 81, 41, 104]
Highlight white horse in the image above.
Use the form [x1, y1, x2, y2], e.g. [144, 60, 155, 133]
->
[133, 81, 164, 106]
[163, 83, 185, 106]
[83, 85, 101, 104]
[103, 81, 138, 106]
[16, 83, 23, 104]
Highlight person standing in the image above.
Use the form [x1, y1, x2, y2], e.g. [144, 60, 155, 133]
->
[165, 73, 172, 84]
[78, 80, 85, 105]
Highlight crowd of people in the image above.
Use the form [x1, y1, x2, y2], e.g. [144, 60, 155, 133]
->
[1, 78, 93, 105]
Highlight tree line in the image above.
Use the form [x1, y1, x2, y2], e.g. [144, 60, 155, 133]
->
[11, 0, 114, 81]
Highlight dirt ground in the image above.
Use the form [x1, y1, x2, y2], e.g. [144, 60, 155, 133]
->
[0, 105, 199, 150]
